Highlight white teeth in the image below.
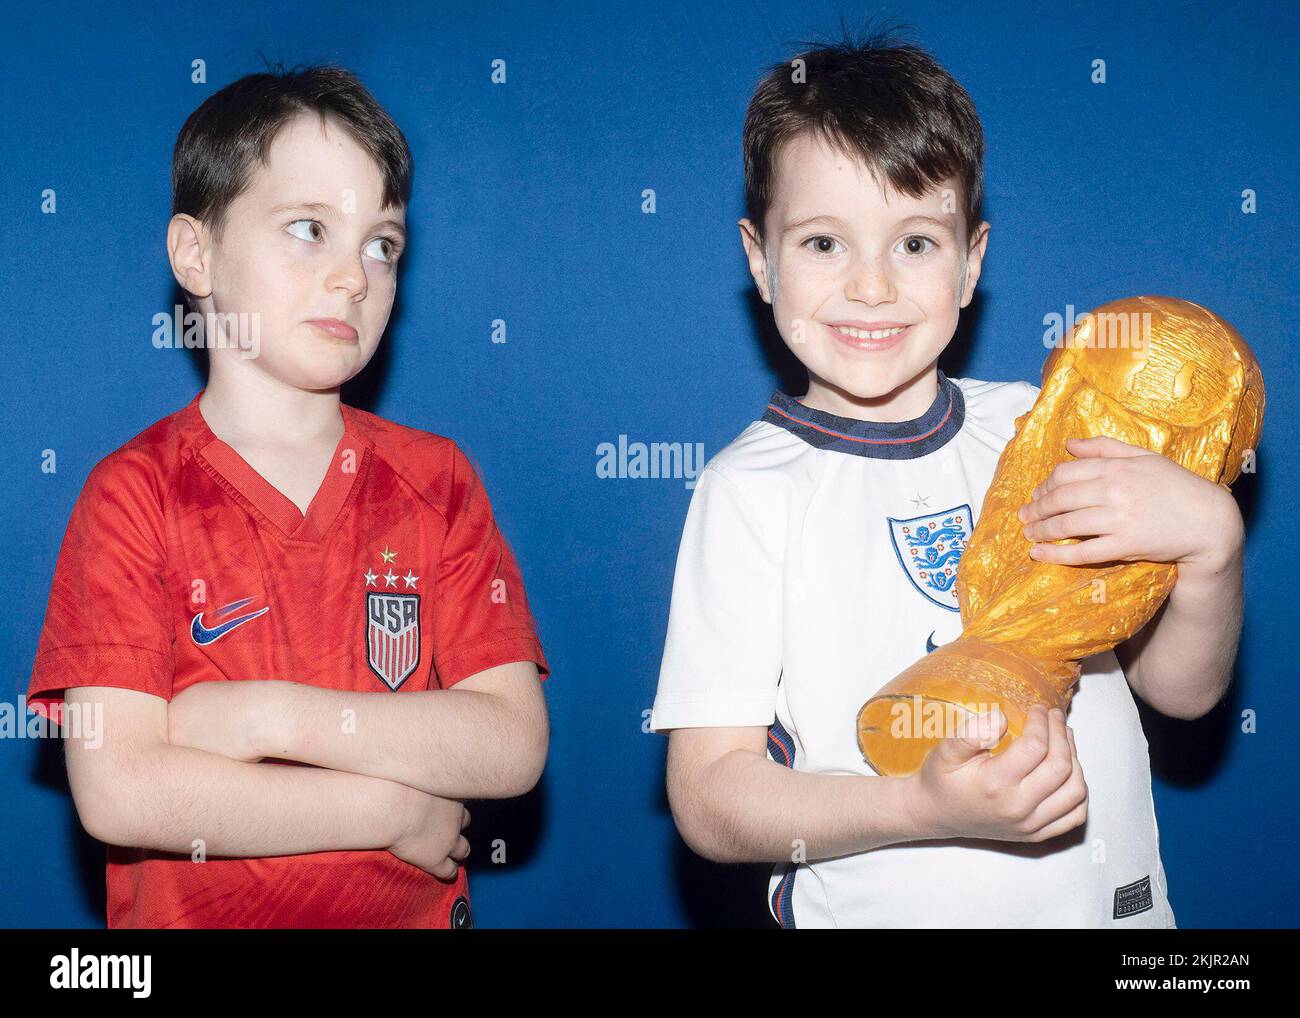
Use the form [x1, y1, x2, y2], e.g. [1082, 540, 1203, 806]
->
[834, 325, 907, 341]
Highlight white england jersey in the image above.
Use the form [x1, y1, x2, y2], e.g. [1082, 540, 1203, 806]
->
[651, 371, 1176, 929]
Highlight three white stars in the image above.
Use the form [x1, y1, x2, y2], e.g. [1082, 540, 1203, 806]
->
[363, 559, 419, 590]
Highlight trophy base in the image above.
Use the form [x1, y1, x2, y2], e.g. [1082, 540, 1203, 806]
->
[856, 640, 1079, 777]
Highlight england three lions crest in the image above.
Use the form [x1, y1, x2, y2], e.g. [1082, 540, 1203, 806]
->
[887, 504, 972, 612]
[366, 592, 421, 691]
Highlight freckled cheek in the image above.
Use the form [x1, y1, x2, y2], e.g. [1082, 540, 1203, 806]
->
[355, 276, 392, 337]
[906, 261, 961, 305]
[365, 271, 396, 307]
[778, 263, 837, 312]
[228, 241, 303, 302]
[258, 266, 313, 324]
[221, 256, 286, 319]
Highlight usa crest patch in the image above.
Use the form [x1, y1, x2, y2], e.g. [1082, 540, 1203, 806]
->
[366, 591, 421, 691]
[887, 504, 972, 612]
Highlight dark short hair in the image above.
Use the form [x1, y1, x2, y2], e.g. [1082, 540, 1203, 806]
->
[743, 26, 984, 243]
[172, 64, 413, 239]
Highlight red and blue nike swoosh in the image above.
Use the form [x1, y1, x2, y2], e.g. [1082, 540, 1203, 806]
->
[191, 597, 270, 646]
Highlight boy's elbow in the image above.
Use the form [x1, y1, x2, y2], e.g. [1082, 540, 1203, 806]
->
[666, 764, 732, 863]
[66, 741, 163, 847]
[1159, 689, 1226, 721]
[71, 770, 134, 846]
[62, 686, 174, 847]
[510, 725, 548, 797]
[672, 807, 731, 863]
[69, 782, 110, 844]
[78, 799, 135, 847]
[1136, 670, 1231, 721]
[493, 704, 549, 798]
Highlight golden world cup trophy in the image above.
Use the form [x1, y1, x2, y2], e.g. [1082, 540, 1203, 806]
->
[856, 296, 1265, 777]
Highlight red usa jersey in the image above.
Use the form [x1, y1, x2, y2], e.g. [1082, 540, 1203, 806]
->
[27, 389, 549, 929]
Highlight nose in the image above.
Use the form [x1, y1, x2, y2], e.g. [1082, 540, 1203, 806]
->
[326, 251, 368, 302]
[844, 254, 897, 306]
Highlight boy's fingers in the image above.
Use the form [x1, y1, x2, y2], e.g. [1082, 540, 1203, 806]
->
[938, 707, 1004, 764]
[1025, 795, 1089, 842]
[1035, 457, 1106, 494]
[1020, 708, 1075, 804]
[1020, 478, 1108, 523]
[431, 859, 458, 880]
[1024, 538, 1128, 569]
[1028, 718, 1088, 836]
[986, 704, 1051, 781]
[979, 706, 1008, 748]
[1067, 434, 1150, 458]
[1019, 507, 1112, 546]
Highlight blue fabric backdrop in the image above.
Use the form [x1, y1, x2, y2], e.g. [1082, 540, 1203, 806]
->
[1, 0, 1295, 927]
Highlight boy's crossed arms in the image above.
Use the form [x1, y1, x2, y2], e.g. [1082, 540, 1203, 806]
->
[63, 660, 546, 879]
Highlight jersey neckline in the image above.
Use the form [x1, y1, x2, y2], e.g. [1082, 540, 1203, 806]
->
[180, 388, 368, 542]
[760, 370, 965, 460]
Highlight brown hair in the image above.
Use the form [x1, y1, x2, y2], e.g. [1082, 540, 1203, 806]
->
[172, 63, 413, 239]
[743, 25, 984, 243]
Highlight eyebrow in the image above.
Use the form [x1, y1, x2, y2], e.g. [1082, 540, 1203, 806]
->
[783, 212, 955, 234]
[269, 201, 407, 240]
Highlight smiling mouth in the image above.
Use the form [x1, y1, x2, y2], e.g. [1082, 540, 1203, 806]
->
[833, 325, 907, 340]
[826, 323, 912, 349]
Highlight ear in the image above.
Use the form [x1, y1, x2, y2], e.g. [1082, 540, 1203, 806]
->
[958, 220, 990, 309]
[167, 214, 214, 301]
[738, 218, 773, 305]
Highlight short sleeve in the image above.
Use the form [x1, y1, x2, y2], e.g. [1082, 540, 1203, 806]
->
[650, 465, 783, 731]
[430, 443, 549, 688]
[27, 456, 175, 724]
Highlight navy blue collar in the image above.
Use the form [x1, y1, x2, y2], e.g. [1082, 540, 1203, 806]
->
[761, 371, 965, 459]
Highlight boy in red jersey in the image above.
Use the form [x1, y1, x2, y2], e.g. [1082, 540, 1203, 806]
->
[27, 66, 549, 929]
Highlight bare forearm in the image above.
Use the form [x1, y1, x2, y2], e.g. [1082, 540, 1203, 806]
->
[1125, 529, 1245, 720]
[80, 742, 407, 858]
[263, 679, 542, 800]
[685, 750, 927, 864]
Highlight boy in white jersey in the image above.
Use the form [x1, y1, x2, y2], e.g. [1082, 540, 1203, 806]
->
[651, 31, 1249, 928]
